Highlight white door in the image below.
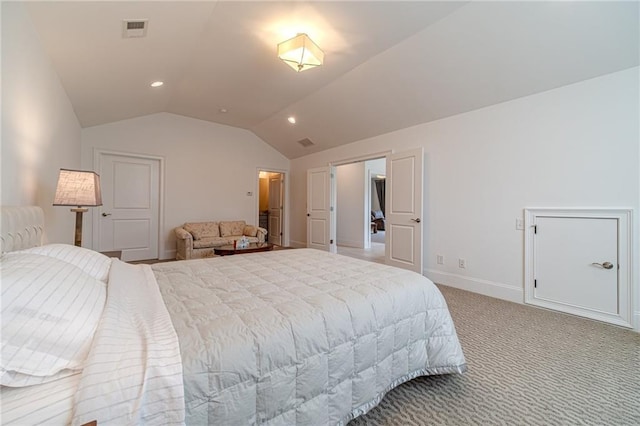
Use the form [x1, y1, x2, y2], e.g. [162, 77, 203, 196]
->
[96, 153, 160, 262]
[307, 167, 332, 251]
[268, 174, 283, 246]
[525, 209, 632, 328]
[535, 217, 617, 313]
[385, 148, 423, 273]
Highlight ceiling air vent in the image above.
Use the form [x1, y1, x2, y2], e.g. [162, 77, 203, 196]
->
[122, 19, 148, 38]
[297, 138, 315, 148]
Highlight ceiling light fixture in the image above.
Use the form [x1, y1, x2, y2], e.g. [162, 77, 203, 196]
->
[277, 33, 324, 72]
[287, 116, 296, 124]
[150, 81, 164, 87]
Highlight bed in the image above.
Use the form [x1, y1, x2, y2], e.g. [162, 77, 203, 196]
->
[1, 206, 466, 425]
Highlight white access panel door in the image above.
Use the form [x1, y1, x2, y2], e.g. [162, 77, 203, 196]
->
[525, 209, 632, 328]
[268, 174, 283, 246]
[385, 148, 423, 273]
[307, 167, 331, 251]
[536, 217, 617, 313]
[97, 153, 160, 262]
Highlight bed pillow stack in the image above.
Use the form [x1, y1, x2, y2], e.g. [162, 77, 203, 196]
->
[0, 245, 111, 387]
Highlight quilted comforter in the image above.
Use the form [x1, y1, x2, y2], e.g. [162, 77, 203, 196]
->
[152, 249, 466, 425]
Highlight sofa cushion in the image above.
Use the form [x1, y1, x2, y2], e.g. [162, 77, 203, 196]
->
[219, 221, 246, 238]
[184, 222, 219, 240]
[193, 237, 229, 249]
[243, 225, 258, 237]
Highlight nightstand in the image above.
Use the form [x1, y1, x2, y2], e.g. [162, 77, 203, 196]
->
[100, 250, 122, 260]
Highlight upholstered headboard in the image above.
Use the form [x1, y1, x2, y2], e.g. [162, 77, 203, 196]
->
[0, 206, 45, 253]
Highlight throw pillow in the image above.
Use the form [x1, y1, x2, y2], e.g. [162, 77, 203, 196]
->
[220, 221, 246, 237]
[184, 222, 219, 240]
[244, 225, 258, 237]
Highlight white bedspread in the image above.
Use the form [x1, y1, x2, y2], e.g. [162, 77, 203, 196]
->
[152, 249, 466, 425]
[72, 260, 185, 425]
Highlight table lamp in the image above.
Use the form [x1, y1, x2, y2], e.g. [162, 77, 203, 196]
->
[53, 169, 102, 247]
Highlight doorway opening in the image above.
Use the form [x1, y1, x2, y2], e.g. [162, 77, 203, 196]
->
[334, 158, 386, 263]
[258, 170, 285, 246]
[309, 147, 423, 272]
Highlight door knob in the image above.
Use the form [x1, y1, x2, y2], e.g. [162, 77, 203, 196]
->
[102, 212, 112, 217]
[591, 261, 614, 270]
[411, 218, 421, 223]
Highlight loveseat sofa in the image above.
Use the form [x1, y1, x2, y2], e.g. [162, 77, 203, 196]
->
[175, 220, 267, 260]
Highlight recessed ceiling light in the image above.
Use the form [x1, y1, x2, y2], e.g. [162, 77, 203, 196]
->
[287, 116, 296, 124]
[150, 81, 164, 87]
[219, 108, 228, 113]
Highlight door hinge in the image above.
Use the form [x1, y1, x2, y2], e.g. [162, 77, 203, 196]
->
[330, 239, 334, 244]
[534, 279, 537, 288]
[534, 225, 537, 234]
[330, 206, 334, 212]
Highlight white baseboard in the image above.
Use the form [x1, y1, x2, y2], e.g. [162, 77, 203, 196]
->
[336, 239, 364, 249]
[425, 269, 523, 304]
[634, 311, 640, 333]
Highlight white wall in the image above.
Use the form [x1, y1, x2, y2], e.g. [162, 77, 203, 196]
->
[291, 68, 640, 329]
[336, 162, 366, 248]
[81, 112, 289, 259]
[1, 2, 82, 244]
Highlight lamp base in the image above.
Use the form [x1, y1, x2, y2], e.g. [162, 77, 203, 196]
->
[70, 207, 88, 247]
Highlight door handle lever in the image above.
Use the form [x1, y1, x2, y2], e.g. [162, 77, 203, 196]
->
[102, 212, 112, 217]
[591, 261, 614, 270]
[411, 218, 421, 223]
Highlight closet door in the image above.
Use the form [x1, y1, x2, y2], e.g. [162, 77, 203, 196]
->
[525, 209, 632, 328]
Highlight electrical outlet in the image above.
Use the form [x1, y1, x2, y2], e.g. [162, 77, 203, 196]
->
[516, 218, 524, 230]
[436, 255, 444, 265]
[458, 258, 466, 269]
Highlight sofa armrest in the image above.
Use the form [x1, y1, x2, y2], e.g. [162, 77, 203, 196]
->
[175, 227, 193, 260]
[256, 227, 267, 243]
[175, 227, 192, 241]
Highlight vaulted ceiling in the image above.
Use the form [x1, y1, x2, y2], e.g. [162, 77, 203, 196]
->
[26, 1, 639, 159]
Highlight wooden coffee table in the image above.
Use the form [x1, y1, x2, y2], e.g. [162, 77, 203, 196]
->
[214, 242, 274, 256]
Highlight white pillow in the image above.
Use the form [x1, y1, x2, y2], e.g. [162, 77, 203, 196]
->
[0, 253, 106, 385]
[0, 367, 77, 388]
[15, 244, 112, 283]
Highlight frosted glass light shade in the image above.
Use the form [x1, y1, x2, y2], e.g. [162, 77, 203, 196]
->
[53, 169, 103, 207]
[277, 33, 324, 72]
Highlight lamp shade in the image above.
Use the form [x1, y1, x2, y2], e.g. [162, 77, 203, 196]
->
[53, 169, 103, 207]
[277, 33, 324, 72]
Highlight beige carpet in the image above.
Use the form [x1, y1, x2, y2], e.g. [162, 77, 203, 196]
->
[349, 285, 640, 425]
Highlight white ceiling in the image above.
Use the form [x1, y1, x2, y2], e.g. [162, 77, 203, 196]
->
[26, 1, 639, 159]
